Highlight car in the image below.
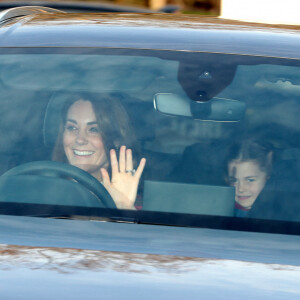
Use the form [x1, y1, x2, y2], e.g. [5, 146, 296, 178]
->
[0, 6, 299, 299]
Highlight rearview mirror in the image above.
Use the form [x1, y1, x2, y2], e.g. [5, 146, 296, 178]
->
[154, 93, 246, 122]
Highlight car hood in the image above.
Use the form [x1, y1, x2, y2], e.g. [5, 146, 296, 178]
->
[1, 243, 300, 299]
[0, 215, 300, 298]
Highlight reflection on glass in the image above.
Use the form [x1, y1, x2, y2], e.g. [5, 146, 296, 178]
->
[0, 49, 298, 224]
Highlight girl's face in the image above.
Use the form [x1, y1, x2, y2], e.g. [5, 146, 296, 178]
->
[228, 161, 268, 209]
[63, 100, 108, 180]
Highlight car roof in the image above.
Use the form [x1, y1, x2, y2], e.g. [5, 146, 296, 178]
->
[0, 11, 300, 59]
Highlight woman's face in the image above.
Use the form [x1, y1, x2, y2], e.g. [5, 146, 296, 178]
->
[228, 161, 268, 209]
[63, 100, 108, 179]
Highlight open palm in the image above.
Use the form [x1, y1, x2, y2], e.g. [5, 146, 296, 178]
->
[101, 145, 146, 210]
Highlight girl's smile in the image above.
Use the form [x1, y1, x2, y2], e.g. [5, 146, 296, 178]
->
[228, 161, 268, 209]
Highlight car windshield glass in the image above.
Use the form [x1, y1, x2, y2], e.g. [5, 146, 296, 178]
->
[0, 48, 299, 227]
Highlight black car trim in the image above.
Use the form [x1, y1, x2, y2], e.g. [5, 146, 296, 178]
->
[0, 202, 299, 236]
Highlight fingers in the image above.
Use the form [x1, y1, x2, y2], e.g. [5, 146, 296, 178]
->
[110, 149, 119, 175]
[113, 145, 134, 173]
[126, 148, 133, 171]
[135, 158, 146, 179]
[110, 145, 146, 178]
[119, 145, 126, 173]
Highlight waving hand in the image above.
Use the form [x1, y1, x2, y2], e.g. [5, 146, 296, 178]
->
[101, 145, 146, 210]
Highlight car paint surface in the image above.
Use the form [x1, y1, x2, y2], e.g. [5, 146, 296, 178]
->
[0, 215, 300, 299]
[1, 245, 300, 299]
[1, 215, 300, 265]
[0, 14, 300, 59]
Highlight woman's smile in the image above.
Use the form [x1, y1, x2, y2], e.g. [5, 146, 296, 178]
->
[73, 149, 95, 156]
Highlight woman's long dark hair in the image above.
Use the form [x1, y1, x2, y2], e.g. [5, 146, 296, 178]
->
[52, 92, 137, 167]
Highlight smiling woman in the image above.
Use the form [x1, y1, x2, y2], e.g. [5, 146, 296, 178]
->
[51, 93, 146, 210]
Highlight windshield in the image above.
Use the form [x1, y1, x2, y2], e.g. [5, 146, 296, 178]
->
[0, 48, 299, 230]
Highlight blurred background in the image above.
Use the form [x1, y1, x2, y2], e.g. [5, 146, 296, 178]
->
[119, 0, 220, 14]
[0, 0, 221, 15]
[1, 0, 299, 24]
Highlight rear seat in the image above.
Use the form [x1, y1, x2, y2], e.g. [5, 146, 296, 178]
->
[169, 141, 229, 185]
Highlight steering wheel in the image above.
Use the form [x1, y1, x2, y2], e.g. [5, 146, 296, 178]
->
[2, 160, 116, 208]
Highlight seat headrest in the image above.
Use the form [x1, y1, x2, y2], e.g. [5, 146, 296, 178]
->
[43, 93, 67, 149]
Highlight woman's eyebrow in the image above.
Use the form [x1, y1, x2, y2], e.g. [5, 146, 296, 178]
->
[87, 121, 98, 125]
[66, 120, 97, 125]
[66, 119, 77, 124]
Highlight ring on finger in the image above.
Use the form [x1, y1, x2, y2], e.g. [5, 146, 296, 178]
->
[126, 169, 136, 176]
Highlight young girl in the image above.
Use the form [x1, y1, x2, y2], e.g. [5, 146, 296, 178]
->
[226, 139, 273, 217]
